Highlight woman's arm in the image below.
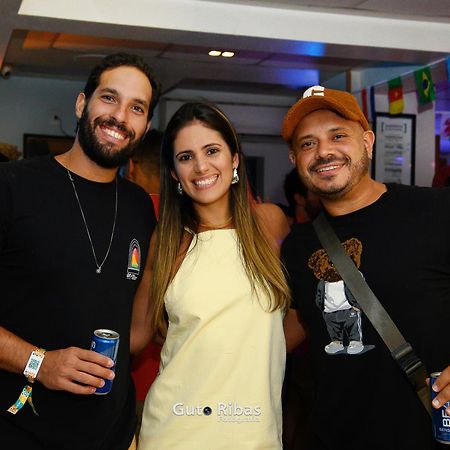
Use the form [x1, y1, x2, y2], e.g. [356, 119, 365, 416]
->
[130, 232, 157, 355]
[284, 308, 307, 352]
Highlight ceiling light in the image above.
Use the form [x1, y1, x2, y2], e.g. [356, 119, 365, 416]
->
[208, 50, 222, 57]
[221, 51, 235, 58]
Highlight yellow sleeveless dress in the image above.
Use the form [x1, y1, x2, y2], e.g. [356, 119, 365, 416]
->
[139, 229, 285, 449]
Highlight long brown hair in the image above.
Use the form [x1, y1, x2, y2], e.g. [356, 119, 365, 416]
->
[151, 102, 289, 334]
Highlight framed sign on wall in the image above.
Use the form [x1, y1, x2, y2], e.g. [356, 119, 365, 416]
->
[373, 113, 416, 185]
[23, 134, 73, 159]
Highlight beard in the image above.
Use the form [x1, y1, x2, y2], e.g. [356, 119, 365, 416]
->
[307, 150, 371, 199]
[78, 107, 142, 168]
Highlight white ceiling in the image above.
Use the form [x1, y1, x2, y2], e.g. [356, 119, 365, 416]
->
[208, 0, 450, 19]
[0, 0, 449, 107]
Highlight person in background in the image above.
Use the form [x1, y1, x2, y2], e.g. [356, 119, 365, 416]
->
[126, 129, 163, 216]
[283, 167, 321, 225]
[125, 129, 164, 438]
[136, 102, 291, 449]
[281, 85, 450, 449]
[0, 142, 20, 161]
[0, 52, 160, 450]
[432, 164, 450, 188]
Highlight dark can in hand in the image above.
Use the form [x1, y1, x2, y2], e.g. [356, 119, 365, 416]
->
[431, 372, 450, 445]
[90, 329, 120, 395]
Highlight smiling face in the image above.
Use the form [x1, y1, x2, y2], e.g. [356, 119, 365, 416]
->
[290, 109, 375, 199]
[171, 120, 238, 212]
[76, 65, 152, 168]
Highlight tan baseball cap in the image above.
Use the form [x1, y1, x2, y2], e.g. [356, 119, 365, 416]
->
[282, 85, 369, 142]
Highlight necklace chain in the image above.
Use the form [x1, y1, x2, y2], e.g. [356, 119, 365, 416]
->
[67, 169, 118, 274]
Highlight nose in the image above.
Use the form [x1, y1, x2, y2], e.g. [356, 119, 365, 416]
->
[315, 139, 334, 159]
[111, 103, 128, 123]
[194, 155, 209, 173]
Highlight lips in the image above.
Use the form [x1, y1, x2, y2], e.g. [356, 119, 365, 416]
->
[311, 157, 346, 175]
[316, 164, 341, 173]
[100, 125, 126, 141]
[95, 117, 133, 143]
[193, 175, 219, 189]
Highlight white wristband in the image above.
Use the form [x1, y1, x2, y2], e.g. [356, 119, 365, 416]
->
[23, 348, 46, 383]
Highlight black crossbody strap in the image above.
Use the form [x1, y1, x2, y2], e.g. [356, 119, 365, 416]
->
[313, 213, 430, 415]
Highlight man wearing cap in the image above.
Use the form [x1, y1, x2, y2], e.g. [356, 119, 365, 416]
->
[281, 85, 450, 449]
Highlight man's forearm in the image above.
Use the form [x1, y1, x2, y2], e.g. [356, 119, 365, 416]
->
[0, 326, 35, 375]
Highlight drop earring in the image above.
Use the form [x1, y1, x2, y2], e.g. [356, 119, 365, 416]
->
[231, 167, 239, 185]
[176, 182, 183, 195]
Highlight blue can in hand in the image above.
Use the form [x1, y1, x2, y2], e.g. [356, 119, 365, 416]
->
[431, 372, 450, 445]
[90, 329, 120, 395]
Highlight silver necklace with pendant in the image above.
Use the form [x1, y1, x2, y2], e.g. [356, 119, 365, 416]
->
[67, 169, 118, 274]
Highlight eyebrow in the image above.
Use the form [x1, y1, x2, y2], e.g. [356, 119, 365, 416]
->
[202, 142, 222, 149]
[328, 126, 349, 133]
[99, 87, 149, 109]
[174, 150, 191, 157]
[175, 142, 223, 155]
[296, 126, 349, 141]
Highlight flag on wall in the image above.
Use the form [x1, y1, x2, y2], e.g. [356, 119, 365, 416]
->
[360, 87, 375, 125]
[361, 88, 369, 122]
[414, 67, 436, 104]
[388, 77, 404, 114]
[441, 113, 450, 140]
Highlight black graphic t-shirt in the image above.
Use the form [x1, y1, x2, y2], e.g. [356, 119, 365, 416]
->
[282, 183, 449, 450]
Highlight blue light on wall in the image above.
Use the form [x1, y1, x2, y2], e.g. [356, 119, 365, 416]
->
[276, 69, 319, 89]
[292, 41, 326, 57]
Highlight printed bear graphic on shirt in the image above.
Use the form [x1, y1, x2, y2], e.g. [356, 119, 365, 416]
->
[308, 238, 374, 355]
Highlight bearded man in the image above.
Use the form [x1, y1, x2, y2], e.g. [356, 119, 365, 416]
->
[0, 53, 160, 450]
[281, 86, 450, 450]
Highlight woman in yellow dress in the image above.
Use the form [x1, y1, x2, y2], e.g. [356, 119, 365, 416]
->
[137, 102, 290, 449]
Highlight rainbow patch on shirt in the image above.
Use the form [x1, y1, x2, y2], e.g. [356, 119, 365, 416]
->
[127, 239, 141, 280]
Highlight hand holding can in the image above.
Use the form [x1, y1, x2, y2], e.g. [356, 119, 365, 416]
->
[90, 329, 120, 395]
[431, 372, 450, 445]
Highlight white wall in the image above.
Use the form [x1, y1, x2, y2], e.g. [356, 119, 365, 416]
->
[0, 76, 83, 154]
[242, 137, 292, 203]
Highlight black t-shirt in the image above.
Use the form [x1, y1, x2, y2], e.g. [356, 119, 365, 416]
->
[0, 156, 156, 449]
[282, 183, 449, 450]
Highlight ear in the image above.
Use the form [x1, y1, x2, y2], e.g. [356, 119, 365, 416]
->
[170, 169, 179, 182]
[362, 130, 375, 159]
[127, 159, 136, 181]
[288, 151, 296, 165]
[75, 93, 86, 120]
[232, 152, 239, 169]
[144, 121, 152, 136]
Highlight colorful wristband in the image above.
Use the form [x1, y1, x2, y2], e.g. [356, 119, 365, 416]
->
[23, 347, 46, 383]
[7, 347, 46, 416]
